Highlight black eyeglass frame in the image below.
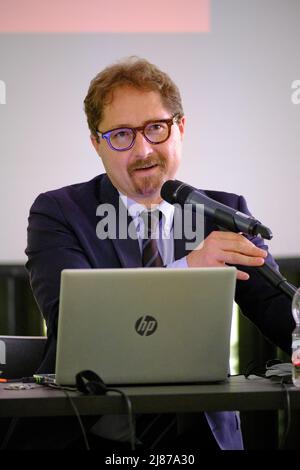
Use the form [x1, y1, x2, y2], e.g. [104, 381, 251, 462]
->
[95, 114, 181, 152]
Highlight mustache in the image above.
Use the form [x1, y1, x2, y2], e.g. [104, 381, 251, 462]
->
[128, 156, 166, 174]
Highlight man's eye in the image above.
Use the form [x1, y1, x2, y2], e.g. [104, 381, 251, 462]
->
[112, 129, 131, 139]
[147, 123, 164, 132]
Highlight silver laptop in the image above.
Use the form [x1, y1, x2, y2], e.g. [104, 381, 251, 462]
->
[55, 267, 236, 386]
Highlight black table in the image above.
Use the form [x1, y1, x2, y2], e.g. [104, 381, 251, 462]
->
[0, 376, 299, 418]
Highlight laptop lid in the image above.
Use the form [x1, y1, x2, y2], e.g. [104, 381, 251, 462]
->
[55, 267, 236, 386]
[0, 336, 46, 380]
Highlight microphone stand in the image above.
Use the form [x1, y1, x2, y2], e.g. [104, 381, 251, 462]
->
[256, 262, 297, 300]
[160, 179, 298, 300]
[217, 225, 297, 300]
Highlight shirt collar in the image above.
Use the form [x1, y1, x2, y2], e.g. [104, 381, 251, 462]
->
[119, 192, 174, 236]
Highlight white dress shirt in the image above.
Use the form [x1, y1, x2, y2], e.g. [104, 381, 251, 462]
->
[119, 192, 188, 269]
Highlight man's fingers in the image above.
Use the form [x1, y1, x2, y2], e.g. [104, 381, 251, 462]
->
[220, 252, 266, 266]
[188, 230, 268, 271]
[204, 231, 267, 253]
[215, 237, 267, 258]
[236, 270, 250, 281]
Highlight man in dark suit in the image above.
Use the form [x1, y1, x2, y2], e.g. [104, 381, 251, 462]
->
[23, 57, 294, 450]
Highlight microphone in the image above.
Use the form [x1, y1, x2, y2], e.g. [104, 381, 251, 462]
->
[161, 179, 273, 240]
[161, 179, 297, 300]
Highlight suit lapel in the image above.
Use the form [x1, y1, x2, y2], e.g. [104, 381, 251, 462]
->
[174, 205, 190, 260]
[173, 202, 216, 261]
[98, 175, 142, 268]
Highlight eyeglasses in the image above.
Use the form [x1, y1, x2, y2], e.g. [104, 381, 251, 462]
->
[96, 114, 180, 152]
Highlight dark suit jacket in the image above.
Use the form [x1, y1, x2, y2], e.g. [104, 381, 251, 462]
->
[25, 173, 295, 449]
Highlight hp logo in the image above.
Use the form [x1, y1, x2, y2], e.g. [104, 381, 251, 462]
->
[135, 315, 158, 336]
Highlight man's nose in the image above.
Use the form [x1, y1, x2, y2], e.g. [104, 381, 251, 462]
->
[132, 130, 153, 157]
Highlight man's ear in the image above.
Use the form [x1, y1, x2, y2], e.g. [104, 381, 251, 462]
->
[178, 115, 186, 140]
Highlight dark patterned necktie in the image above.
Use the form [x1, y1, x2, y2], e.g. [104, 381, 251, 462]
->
[141, 210, 163, 267]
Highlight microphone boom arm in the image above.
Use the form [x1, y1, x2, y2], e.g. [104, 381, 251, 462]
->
[161, 179, 297, 300]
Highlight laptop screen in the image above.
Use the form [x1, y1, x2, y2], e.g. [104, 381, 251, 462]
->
[55, 267, 236, 386]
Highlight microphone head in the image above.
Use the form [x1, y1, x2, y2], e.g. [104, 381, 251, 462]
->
[161, 180, 193, 205]
[160, 180, 181, 204]
[253, 223, 273, 240]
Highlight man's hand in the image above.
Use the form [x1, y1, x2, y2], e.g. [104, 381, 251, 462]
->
[186, 231, 267, 280]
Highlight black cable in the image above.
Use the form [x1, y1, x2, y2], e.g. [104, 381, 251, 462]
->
[241, 359, 293, 450]
[62, 389, 91, 451]
[106, 387, 136, 451]
[149, 416, 177, 450]
[45, 383, 90, 450]
[0, 379, 134, 451]
[279, 381, 292, 450]
[50, 380, 136, 451]
[0, 417, 18, 450]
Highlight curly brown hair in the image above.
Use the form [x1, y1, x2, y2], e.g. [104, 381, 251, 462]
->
[84, 56, 184, 139]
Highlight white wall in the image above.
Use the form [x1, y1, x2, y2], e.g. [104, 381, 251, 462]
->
[0, 0, 299, 262]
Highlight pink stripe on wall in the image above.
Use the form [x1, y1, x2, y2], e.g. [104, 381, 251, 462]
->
[0, 0, 210, 33]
